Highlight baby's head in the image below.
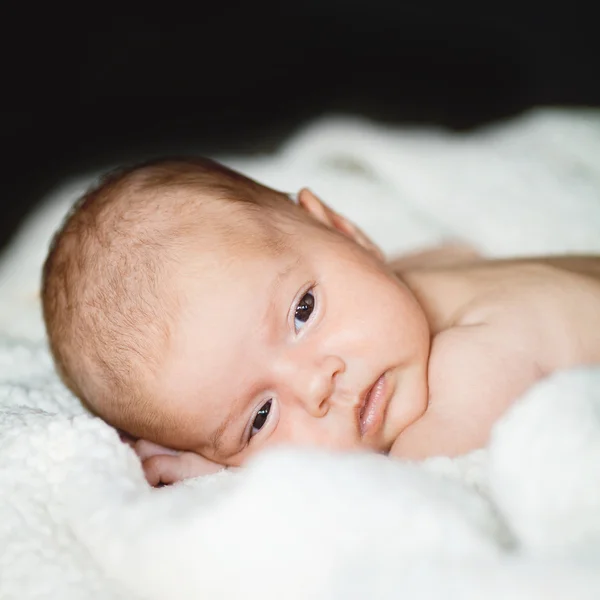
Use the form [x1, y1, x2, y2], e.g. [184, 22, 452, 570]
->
[42, 157, 431, 466]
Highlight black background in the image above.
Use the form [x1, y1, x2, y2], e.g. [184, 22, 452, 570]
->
[2, 2, 599, 251]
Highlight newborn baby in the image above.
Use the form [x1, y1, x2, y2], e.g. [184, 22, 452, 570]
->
[41, 157, 600, 485]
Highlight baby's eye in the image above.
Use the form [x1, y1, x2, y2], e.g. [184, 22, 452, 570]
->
[294, 290, 315, 332]
[250, 399, 272, 439]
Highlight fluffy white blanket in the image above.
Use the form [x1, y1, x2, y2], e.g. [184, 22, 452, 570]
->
[2, 109, 600, 599]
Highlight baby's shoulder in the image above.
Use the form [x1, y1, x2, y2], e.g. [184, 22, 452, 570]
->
[428, 261, 567, 378]
[411, 255, 600, 363]
[430, 319, 540, 373]
[431, 254, 600, 383]
[450, 257, 600, 326]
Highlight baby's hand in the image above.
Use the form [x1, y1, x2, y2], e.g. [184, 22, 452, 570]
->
[128, 438, 225, 486]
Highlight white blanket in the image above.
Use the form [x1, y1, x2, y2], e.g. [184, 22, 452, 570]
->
[2, 109, 600, 599]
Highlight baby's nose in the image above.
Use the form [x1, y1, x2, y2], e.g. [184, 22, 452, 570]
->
[290, 355, 345, 417]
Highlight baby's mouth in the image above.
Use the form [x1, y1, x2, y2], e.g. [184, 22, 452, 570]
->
[358, 373, 388, 436]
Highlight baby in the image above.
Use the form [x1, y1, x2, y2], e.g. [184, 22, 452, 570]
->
[41, 157, 600, 485]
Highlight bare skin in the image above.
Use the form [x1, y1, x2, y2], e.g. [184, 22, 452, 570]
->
[391, 254, 600, 458]
[127, 192, 600, 485]
[131, 244, 480, 485]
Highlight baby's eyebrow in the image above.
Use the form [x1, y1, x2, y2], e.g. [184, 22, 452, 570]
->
[209, 416, 231, 455]
[208, 394, 247, 455]
[262, 257, 302, 326]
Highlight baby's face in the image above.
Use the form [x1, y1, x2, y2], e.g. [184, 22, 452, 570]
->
[153, 196, 431, 466]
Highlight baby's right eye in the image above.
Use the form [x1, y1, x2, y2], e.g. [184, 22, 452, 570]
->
[249, 399, 272, 439]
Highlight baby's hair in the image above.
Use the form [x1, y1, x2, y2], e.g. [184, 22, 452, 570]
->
[42, 157, 290, 439]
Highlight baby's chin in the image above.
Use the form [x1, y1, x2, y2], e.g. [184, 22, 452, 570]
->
[381, 384, 430, 454]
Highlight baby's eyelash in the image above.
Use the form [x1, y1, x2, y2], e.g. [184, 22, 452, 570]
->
[294, 289, 315, 332]
[248, 399, 272, 440]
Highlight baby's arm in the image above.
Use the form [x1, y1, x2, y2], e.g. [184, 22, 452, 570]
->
[390, 322, 542, 459]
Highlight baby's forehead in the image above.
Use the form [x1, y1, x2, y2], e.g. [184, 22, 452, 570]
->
[173, 195, 292, 259]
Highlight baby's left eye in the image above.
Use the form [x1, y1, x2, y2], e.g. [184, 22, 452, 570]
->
[250, 399, 272, 439]
[294, 290, 315, 332]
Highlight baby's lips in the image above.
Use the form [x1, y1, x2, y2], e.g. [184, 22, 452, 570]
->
[358, 373, 388, 437]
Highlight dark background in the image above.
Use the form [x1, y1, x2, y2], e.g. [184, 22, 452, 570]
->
[2, 2, 599, 251]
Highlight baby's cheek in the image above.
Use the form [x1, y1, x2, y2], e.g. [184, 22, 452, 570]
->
[260, 410, 360, 454]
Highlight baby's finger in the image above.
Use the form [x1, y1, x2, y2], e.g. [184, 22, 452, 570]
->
[134, 439, 180, 461]
[143, 455, 181, 486]
[179, 452, 225, 477]
[143, 453, 224, 486]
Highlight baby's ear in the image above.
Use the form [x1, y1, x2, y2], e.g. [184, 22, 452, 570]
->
[297, 188, 384, 261]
